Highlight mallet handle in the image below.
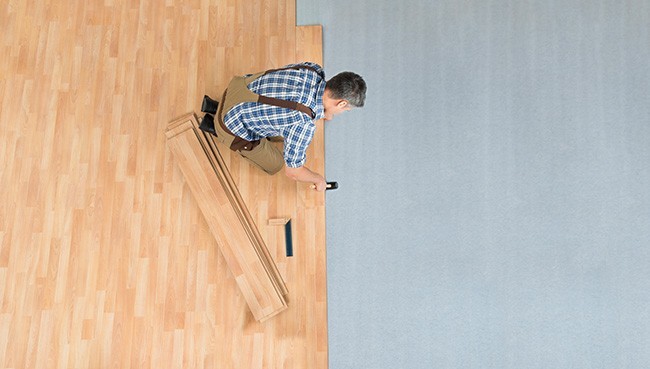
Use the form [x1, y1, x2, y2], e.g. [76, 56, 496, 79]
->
[310, 181, 338, 190]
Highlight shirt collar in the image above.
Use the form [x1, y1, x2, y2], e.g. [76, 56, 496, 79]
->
[314, 81, 326, 120]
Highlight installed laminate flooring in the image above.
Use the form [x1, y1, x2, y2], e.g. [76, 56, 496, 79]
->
[0, 1, 327, 368]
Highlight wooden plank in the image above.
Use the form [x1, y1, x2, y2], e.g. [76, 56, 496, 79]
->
[200, 126, 289, 296]
[165, 113, 287, 322]
[295, 24, 329, 369]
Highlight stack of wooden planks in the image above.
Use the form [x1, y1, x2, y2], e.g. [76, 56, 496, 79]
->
[165, 112, 288, 322]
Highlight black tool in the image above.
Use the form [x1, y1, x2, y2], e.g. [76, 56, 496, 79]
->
[284, 219, 293, 257]
[201, 95, 219, 114]
[325, 181, 338, 190]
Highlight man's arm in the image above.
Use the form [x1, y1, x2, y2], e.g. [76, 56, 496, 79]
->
[285, 166, 327, 191]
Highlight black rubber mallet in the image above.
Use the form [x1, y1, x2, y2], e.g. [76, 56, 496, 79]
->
[325, 181, 338, 190]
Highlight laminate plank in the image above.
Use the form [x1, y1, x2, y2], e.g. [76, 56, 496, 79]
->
[165, 114, 286, 321]
[201, 128, 289, 297]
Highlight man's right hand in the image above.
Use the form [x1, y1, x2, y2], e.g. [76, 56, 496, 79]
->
[285, 166, 326, 191]
[312, 178, 327, 192]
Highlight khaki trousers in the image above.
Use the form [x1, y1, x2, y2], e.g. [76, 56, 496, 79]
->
[213, 119, 284, 175]
[215, 73, 284, 175]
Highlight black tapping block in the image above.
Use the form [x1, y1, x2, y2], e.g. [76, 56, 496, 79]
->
[284, 219, 293, 257]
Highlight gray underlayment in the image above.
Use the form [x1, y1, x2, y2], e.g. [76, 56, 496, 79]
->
[298, 1, 650, 368]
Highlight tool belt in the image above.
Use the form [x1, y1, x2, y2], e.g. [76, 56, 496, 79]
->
[217, 65, 321, 152]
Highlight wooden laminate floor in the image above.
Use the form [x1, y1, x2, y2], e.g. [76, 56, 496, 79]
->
[0, 1, 328, 368]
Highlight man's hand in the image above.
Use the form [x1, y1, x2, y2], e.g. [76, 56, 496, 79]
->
[285, 166, 326, 191]
[312, 178, 327, 192]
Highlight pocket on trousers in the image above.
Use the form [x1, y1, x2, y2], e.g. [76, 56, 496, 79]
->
[240, 140, 284, 175]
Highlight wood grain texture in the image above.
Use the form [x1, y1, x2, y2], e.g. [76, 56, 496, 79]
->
[0, 0, 327, 367]
[165, 113, 287, 322]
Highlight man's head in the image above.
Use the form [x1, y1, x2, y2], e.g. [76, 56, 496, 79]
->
[323, 72, 366, 120]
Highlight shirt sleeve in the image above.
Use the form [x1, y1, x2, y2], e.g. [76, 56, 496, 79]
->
[281, 116, 316, 168]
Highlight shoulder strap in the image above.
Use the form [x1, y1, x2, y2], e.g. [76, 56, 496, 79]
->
[254, 65, 322, 119]
[263, 64, 323, 78]
[257, 95, 315, 119]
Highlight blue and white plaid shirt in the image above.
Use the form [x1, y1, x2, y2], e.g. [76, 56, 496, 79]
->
[224, 62, 326, 168]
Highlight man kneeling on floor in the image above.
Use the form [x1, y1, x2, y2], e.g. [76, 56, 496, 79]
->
[201, 62, 366, 192]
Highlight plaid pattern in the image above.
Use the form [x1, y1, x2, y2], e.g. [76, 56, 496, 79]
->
[224, 62, 326, 168]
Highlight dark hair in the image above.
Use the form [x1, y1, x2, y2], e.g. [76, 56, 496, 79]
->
[326, 72, 367, 107]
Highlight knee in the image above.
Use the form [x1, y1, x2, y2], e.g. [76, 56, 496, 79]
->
[264, 161, 284, 175]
